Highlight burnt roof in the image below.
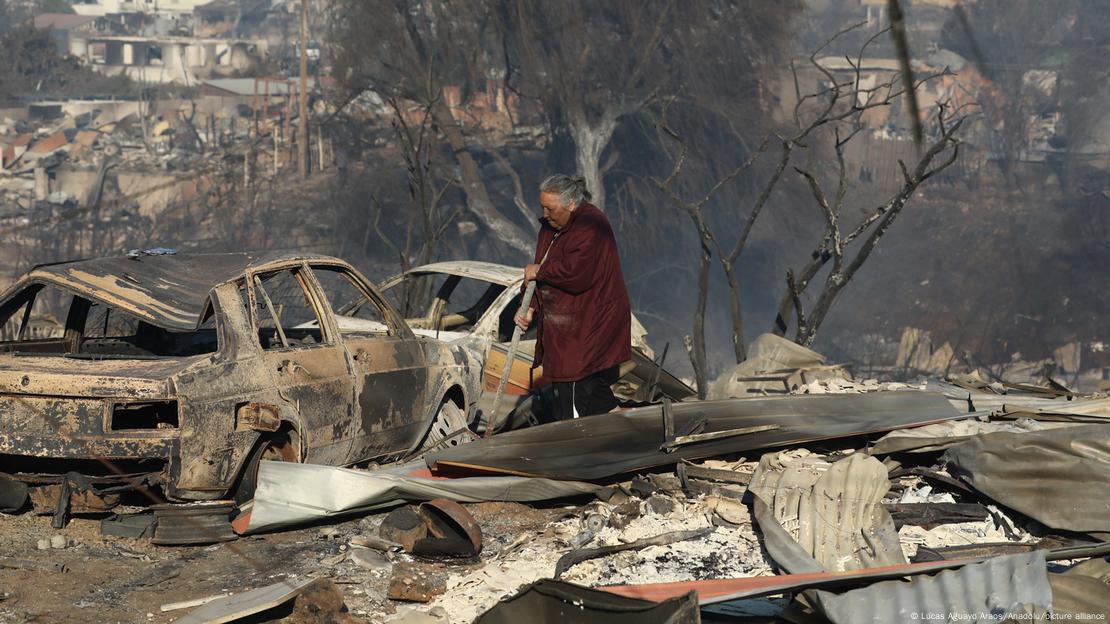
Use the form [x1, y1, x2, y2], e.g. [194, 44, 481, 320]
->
[25, 251, 337, 330]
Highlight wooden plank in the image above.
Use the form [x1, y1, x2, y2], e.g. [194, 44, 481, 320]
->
[482, 347, 539, 395]
[680, 462, 753, 485]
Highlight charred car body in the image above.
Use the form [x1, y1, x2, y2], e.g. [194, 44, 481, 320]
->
[0, 252, 479, 506]
[379, 261, 694, 428]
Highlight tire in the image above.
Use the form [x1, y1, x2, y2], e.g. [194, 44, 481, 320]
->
[418, 400, 470, 452]
[232, 433, 296, 504]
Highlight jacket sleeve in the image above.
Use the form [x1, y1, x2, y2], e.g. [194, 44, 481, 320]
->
[536, 225, 602, 295]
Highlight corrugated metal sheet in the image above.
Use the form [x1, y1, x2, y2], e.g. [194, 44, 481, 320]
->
[748, 452, 906, 572]
[944, 424, 1110, 534]
[817, 551, 1052, 624]
[869, 418, 1078, 454]
[602, 543, 1110, 605]
[475, 579, 700, 624]
[428, 391, 965, 480]
[1000, 396, 1110, 421]
[1048, 557, 1110, 618]
[928, 380, 1110, 421]
[603, 559, 994, 603]
[238, 460, 601, 534]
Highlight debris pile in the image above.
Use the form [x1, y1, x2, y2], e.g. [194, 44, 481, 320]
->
[1, 334, 1108, 623]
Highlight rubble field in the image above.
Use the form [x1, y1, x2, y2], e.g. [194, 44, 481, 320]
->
[2, 336, 1109, 623]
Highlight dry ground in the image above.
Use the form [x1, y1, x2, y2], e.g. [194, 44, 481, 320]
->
[0, 501, 558, 624]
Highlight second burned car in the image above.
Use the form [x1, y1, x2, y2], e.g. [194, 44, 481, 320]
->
[0, 252, 480, 507]
[379, 261, 695, 429]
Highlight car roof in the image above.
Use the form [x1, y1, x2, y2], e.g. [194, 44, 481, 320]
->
[24, 251, 340, 331]
[386, 261, 523, 288]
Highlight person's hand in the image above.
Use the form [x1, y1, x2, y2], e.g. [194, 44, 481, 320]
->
[514, 307, 534, 331]
[523, 263, 540, 282]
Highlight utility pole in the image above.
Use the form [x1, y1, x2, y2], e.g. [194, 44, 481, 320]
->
[298, 0, 309, 179]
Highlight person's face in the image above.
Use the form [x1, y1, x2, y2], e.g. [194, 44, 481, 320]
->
[540, 191, 576, 230]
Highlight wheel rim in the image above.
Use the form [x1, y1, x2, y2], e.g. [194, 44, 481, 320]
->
[234, 434, 296, 504]
[422, 402, 470, 450]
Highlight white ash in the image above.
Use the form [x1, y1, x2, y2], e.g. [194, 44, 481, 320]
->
[418, 494, 775, 623]
[564, 495, 774, 585]
[898, 484, 957, 504]
[800, 378, 926, 395]
[422, 542, 565, 624]
[897, 506, 1033, 559]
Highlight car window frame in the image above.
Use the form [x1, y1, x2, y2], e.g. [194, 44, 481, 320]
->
[243, 263, 336, 351]
[305, 262, 415, 341]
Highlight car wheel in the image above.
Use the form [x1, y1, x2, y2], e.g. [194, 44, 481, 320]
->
[232, 433, 297, 504]
[418, 400, 470, 452]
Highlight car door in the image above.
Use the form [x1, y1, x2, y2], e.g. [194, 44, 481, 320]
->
[244, 264, 355, 466]
[306, 264, 428, 463]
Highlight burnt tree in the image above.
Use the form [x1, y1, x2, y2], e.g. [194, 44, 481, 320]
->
[784, 104, 965, 347]
[329, 0, 533, 256]
[654, 22, 964, 396]
[499, 0, 798, 212]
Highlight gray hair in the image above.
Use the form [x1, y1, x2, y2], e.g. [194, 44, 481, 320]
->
[539, 174, 591, 208]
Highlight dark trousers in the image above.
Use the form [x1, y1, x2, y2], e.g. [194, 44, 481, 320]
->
[534, 366, 619, 424]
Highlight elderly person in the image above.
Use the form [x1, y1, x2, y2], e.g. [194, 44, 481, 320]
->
[514, 174, 631, 421]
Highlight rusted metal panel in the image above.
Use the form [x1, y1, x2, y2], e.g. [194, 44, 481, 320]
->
[30, 484, 119, 513]
[347, 336, 428, 461]
[150, 501, 237, 545]
[0, 395, 107, 436]
[27, 130, 69, 155]
[418, 498, 483, 555]
[0, 357, 185, 397]
[235, 403, 281, 432]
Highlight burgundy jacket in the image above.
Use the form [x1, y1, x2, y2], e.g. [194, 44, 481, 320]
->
[530, 202, 631, 382]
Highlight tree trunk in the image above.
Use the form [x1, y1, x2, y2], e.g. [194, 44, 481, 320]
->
[771, 252, 830, 338]
[429, 98, 533, 257]
[568, 112, 617, 210]
[721, 263, 747, 362]
[690, 239, 712, 399]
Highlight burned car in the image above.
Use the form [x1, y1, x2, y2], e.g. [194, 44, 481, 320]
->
[0, 252, 480, 508]
[379, 261, 694, 428]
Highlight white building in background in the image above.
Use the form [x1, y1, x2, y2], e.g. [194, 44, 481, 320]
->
[71, 0, 213, 17]
[71, 34, 266, 84]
